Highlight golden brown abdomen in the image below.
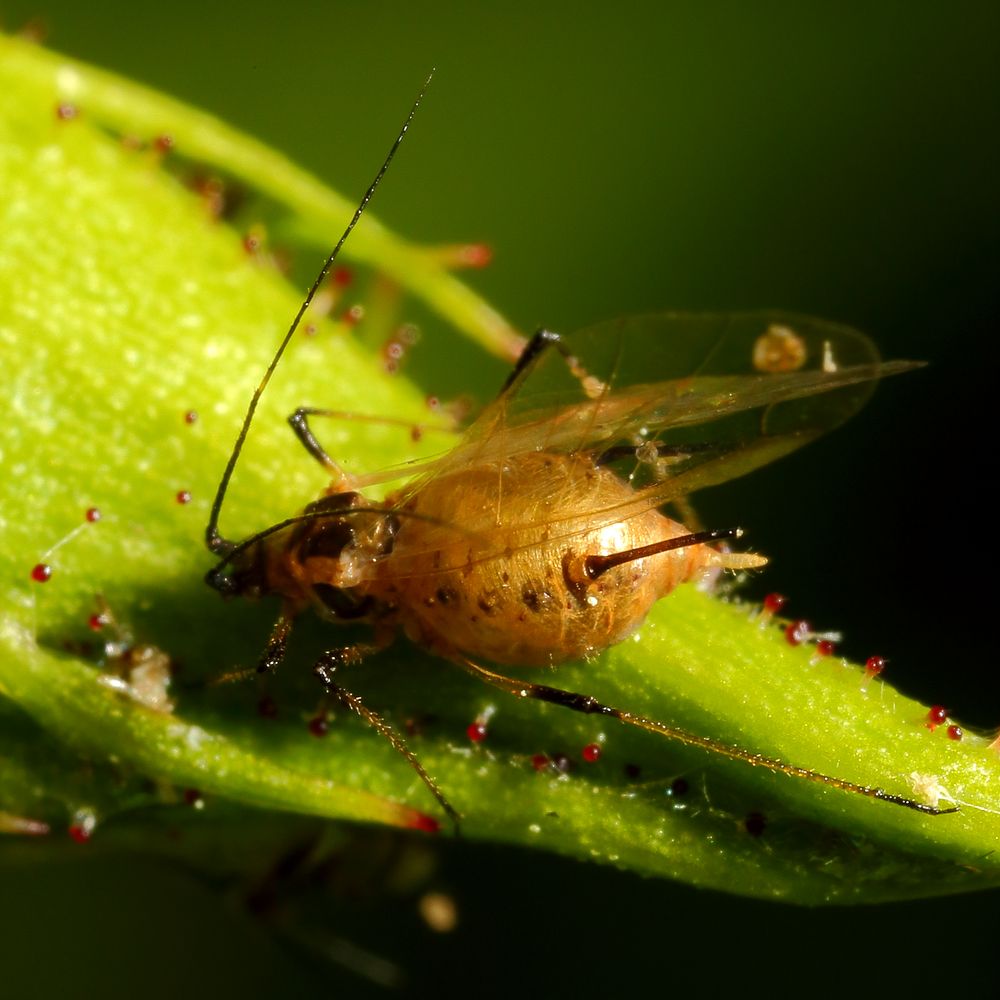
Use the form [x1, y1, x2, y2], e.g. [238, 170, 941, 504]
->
[371, 452, 709, 667]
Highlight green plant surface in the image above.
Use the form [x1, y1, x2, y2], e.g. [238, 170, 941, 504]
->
[1, 33, 997, 904]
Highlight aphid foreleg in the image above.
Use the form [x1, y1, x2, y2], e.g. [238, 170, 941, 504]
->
[312, 649, 460, 830]
[450, 656, 958, 817]
[257, 610, 295, 674]
[209, 609, 296, 687]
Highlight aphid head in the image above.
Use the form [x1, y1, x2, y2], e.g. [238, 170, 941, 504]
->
[204, 493, 398, 615]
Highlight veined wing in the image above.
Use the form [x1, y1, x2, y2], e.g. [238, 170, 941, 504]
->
[394, 311, 918, 494]
[373, 312, 920, 578]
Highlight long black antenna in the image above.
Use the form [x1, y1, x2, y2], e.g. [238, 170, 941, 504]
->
[206, 71, 435, 556]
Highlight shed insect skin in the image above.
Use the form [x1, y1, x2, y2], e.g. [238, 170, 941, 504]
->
[204, 81, 956, 826]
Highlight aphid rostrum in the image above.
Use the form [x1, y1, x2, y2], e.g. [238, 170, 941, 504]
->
[204, 80, 955, 826]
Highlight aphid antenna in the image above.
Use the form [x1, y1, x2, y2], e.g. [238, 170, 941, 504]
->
[205, 71, 436, 559]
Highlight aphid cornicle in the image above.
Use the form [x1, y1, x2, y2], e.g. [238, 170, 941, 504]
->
[204, 78, 956, 827]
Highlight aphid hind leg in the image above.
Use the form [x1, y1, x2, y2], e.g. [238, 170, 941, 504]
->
[450, 657, 958, 816]
[313, 649, 460, 831]
[596, 443, 730, 530]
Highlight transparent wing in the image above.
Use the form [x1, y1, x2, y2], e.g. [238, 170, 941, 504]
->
[375, 312, 920, 578]
[397, 311, 918, 491]
[467, 312, 913, 450]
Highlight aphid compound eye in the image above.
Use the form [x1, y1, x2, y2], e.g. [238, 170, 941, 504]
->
[300, 521, 356, 561]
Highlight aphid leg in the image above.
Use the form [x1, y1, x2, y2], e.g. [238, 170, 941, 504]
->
[288, 407, 461, 482]
[312, 649, 460, 831]
[500, 328, 606, 401]
[288, 407, 348, 478]
[449, 657, 958, 816]
[499, 329, 562, 395]
[594, 441, 728, 467]
[597, 442, 734, 523]
[257, 611, 295, 674]
[211, 609, 295, 686]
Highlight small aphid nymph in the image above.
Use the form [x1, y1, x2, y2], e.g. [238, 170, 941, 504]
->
[203, 77, 955, 826]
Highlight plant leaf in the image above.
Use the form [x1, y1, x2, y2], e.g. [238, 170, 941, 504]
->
[1, 34, 997, 902]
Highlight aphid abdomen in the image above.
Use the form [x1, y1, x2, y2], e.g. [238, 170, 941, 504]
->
[377, 452, 713, 667]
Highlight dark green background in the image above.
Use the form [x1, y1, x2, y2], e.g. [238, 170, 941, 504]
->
[2, 2, 997, 996]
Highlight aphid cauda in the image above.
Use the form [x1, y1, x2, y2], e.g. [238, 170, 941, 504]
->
[203, 78, 955, 826]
